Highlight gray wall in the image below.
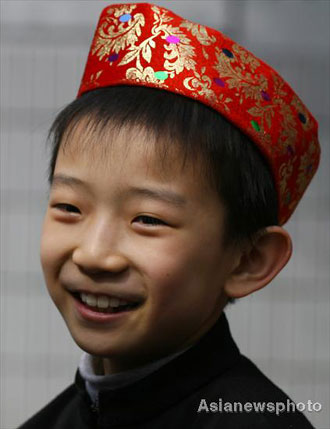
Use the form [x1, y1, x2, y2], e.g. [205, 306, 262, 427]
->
[1, 1, 329, 428]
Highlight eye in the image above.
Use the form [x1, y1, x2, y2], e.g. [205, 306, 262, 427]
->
[52, 203, 80, 214]
[134, 215, 167, 226]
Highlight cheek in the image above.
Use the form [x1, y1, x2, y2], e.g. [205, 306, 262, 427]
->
[40, 218, 53, 271]
[40, 217, 68, 290]
[40, 225, 72, 315]
[144, 239, 214, 304]
[142, 231, 226, 317]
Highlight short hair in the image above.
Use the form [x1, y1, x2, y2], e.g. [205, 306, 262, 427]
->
[47, 86, 278, 302]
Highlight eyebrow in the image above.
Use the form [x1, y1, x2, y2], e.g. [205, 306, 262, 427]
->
[51, 174, 87, 192]
[50, 173, 187, 208]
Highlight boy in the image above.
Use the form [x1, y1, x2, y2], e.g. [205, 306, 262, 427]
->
[19, 2, 320, 428]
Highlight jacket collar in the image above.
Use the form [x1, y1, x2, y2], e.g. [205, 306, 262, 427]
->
[75, 312, 241, 426]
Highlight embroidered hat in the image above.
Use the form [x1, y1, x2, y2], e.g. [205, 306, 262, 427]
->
[78, 2, 320, 225]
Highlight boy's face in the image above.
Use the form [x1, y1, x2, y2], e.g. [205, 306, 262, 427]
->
[40, 120, 236, 372]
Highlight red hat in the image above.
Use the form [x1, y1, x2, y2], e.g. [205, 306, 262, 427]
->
[78, 2, 320, 225]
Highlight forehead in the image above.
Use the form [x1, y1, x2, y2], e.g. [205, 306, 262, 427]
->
[57, 116, 208, 187]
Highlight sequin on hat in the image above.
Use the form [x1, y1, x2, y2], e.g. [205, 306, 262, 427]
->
[78, 2, 321, 225]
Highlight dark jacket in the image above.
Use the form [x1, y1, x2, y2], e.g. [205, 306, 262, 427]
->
[18, 313, 314, 428]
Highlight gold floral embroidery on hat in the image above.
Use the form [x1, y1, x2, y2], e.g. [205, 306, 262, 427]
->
[82, 70, 103, 92]
[214, 44, 267, 102]
[180, 21, 217, 46]
[296, 138, 318, 193]
[92, 5, 142, 60]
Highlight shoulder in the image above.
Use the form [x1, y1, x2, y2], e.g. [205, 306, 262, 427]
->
[17, 383, 87, 429]
[215, 354, 290, 399]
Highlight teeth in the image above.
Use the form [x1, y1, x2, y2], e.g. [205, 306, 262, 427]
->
[109, 297, 120, 307]
[86, 294, 97, 307]
[80, 293, 134, 310]
[97, 296, 110, 309]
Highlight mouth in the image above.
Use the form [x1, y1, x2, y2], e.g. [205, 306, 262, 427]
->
[71, 291, 142, 314]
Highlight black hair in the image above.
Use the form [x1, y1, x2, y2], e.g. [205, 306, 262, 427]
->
[47, 86, 278, 302]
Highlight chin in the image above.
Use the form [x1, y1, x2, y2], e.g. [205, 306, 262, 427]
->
[69, 328, 131, 359]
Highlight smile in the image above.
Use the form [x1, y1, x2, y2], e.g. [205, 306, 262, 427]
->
[71, 291, 141, 315]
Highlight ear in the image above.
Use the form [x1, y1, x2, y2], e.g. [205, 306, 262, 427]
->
[224, 226, 293, 299]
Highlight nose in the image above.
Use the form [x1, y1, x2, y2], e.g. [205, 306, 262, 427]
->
[72, 219, 129, 274]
